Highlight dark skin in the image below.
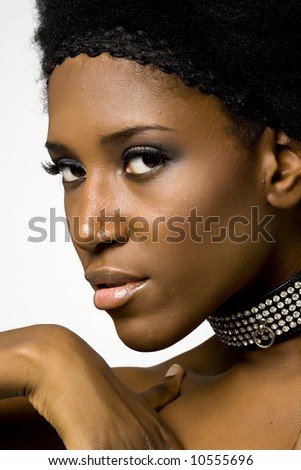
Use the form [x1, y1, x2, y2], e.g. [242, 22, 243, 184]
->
[1, 52, 301, 449]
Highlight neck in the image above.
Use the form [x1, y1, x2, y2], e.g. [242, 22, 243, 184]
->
[231, 333, 301, 373]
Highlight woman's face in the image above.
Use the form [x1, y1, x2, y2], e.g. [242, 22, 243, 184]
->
[47, 53, 275, 351]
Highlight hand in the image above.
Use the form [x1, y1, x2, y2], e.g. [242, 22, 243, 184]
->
[0, 325, 185, 449]
[141, 363, 185, 411]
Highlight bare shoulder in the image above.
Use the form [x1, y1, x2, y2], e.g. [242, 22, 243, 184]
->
[113, 334, 233, 392]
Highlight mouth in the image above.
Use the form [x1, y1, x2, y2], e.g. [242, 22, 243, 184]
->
[97, 281, 129, 289]
[85, 269, 148, 310]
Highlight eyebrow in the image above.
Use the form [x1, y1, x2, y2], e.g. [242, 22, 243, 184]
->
[45, 125, 175, 154]
[100, 125, 175, 145]
[45, 141, 73, 156]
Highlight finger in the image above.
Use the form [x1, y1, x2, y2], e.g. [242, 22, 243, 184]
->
[293, 429, 301, 449]
[140, 364, 185, 411]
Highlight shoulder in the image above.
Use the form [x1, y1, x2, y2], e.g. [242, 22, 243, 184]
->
[113, 334, 231, 391]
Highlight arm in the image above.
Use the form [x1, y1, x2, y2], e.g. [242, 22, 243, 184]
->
[0, 324, 184, 449]
[0, 398, 65, 449]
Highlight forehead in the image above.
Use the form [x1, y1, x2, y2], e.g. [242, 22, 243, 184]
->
[48, 52, 199, 100]
[47, 52, 231, 145]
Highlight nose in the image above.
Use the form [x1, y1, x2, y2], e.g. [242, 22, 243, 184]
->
[68, 178, 129, 251]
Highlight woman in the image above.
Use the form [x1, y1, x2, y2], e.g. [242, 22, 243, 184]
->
[1, 0, 301, 449]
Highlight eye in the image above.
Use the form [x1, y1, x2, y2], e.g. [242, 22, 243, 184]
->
[60, 164, 85, 182]
[123, 146, 170, 175]
[42, 159, 86, 183]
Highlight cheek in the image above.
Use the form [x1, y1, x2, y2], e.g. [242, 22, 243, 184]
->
[133, 149, 259, 251]
[135, 152, 270, 311]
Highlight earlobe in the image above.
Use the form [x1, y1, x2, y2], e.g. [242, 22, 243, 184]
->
[265, 129, 301, 209]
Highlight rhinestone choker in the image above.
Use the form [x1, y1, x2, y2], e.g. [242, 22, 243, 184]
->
[208, 271, 301, 349]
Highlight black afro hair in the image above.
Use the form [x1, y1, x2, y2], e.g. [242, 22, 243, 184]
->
[34, 0, 301, 142]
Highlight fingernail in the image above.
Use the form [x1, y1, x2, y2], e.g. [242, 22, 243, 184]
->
[165, 364, 181, 377]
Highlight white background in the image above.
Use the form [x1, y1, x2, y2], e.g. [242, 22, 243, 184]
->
[0, 0, 212, 367]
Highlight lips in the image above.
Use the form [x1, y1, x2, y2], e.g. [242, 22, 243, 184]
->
[85, 269, 148, 310]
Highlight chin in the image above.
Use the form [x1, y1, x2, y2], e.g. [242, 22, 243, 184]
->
[117, 331, 173, 352]
[113, 317, 186, 352]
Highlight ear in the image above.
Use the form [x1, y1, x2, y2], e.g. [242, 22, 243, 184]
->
[264, 129, 301, 209]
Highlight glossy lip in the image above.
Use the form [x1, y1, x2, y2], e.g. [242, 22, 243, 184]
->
[85, 268, 148, 310]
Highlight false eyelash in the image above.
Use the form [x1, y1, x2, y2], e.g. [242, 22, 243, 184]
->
[41, 159, 85, 176]
[122, 146, 171, 173]
[41, 160, 61, 175]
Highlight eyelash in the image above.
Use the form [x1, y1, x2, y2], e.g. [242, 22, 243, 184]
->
[42, 159, 86, 178]
[42, 146, 171, 180]
[122, 146, 171, 175]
